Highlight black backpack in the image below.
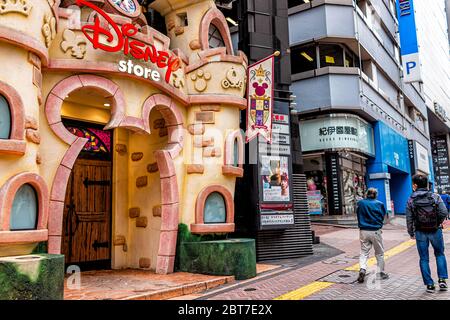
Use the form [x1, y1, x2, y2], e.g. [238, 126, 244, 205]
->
[412, 192, 439, 232]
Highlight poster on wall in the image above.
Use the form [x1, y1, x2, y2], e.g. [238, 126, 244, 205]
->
[246, 53, 277, 143]
[307, 191, 322, 215]
[260, 155, 290, 202]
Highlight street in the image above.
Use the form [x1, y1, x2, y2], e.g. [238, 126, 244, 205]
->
[175, 219, 450, 300]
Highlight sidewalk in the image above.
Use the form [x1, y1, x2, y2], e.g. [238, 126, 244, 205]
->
[197, 222, 450, 300]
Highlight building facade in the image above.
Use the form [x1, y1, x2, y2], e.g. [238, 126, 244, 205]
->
[288, 0, 431, 219]
[409, 0, 450, 194]
[216, 0, 314, 261]
[0, 0, 247, 275]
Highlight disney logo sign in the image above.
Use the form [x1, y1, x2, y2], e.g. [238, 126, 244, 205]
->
[75, 0, 181, 84]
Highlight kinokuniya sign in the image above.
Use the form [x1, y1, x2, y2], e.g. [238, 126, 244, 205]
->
[77, 0, 181, 83]
[300, 114, 375, 156]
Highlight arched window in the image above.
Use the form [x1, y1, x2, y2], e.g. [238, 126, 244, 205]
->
[208, 24, 225, 49]
[0, 95, 11, 139]
[204, 192, 226, 223]
[10, 184, 38, 231]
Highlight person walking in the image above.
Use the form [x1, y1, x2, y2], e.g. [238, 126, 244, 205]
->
[439, 191, 450, 218]
[356, 188, 389, 283]
[406, 173, 449, 293]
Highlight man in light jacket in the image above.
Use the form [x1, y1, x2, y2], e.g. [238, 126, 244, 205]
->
[356, 188, 389, 283]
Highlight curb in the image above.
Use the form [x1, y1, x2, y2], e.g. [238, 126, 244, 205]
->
[121, 276, 235, 300]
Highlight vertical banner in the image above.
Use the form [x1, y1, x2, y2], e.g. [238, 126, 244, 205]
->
[396, 0, 422, 83]
[246, 53, 278, 143]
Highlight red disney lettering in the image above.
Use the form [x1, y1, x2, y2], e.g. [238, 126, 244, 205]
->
[76, 0, 180, 83]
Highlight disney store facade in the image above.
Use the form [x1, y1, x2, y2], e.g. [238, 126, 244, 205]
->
[0, 0, 248, 293]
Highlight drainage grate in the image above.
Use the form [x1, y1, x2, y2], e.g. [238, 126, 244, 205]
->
[243, 288, 257, 292]
[317, 270, 359, 284]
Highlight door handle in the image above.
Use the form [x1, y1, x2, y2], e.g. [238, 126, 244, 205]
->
[83, 177, 111, 188]
[92, 240, 109, 251]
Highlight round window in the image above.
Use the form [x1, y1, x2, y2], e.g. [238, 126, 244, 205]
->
[10, 184, 38, 231]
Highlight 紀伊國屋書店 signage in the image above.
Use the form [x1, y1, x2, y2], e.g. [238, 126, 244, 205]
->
[76, 0, 181, 84]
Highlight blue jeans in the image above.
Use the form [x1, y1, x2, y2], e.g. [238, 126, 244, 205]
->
[416, 229, 448, 285]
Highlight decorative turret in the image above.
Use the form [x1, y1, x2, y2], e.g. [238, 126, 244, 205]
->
[151, 0, 236, 61]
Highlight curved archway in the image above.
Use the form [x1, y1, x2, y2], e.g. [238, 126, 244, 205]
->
[142, 94, 185, 274]
[45, 79, 184, 274]
[199, 8, 234, 55]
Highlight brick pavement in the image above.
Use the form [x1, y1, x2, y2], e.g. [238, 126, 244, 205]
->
[200, 223, 450, 300]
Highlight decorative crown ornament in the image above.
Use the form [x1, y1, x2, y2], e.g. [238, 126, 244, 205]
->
[0, 0, 32, 16]
[255, 64, 266, 78]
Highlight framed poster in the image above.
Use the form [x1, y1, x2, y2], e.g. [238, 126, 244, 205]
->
[260, 155, 290, 202]
[307, 190, 323, 215]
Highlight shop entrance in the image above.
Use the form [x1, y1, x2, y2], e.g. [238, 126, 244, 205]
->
[62, 121, 113, 270]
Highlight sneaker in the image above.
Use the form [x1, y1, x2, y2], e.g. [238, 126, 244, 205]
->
[377, 272, 390, 280]
[357, 269, 366, 283]
[426, 284, 436, 293]
[439, 279, 448, 291]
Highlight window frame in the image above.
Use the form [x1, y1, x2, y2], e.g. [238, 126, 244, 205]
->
[0, 80, 26, 155]
[290, 42, 359, 75]
[0, 172, 49, 244]
[191, 185, 235, 234]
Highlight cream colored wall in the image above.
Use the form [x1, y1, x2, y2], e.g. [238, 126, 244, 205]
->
[112, 128, 129, 269]
[0, 44, 40, 186]
[180, 104, 240, 226]
[127, 109, 167, 270]
[0, 1, 54, 48]
[164, 1, 213, 58]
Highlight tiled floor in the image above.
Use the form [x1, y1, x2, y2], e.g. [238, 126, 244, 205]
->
[64, 269, 234, 300]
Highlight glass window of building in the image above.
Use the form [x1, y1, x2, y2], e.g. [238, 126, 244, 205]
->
[208, 24, 225, 49]
[291, 44, 317, 74]
[10, 184, 38, 231]
[204, 192, 226, 223]
[0, 95, 11, 139]
[319, 44, 344, 67]
[344, 50, 357, 68]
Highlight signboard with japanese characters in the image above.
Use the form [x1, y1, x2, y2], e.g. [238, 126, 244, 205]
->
[300, 115, 375, 156]
[432, 135, 450, 193]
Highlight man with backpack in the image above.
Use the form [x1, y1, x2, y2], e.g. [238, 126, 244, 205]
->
[406, 173, 449, 293]
[356, 188, 389, 283]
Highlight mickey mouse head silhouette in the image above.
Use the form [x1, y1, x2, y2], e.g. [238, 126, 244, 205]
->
[253, 82, 269, 97]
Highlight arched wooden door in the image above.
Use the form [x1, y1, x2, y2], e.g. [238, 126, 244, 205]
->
[62, 120, 113, 270]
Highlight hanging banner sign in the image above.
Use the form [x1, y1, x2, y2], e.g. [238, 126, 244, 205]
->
[76, 0, 181, 84]
[246, 53, 278, 143]
[396, 0, 422, 83]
